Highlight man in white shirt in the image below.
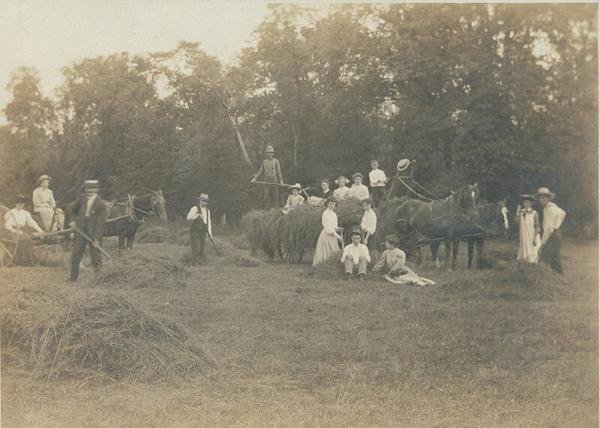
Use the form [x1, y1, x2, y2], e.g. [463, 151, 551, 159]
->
[187, 194, 212, 265]
[341, 229, 371, 281]
[368, 160, 387, 207]
[360, 198, 377, 251]
[348, 173, 370, 201]
[536, 187, 566, 274]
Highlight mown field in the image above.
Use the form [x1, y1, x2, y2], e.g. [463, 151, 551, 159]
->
[1, 232, 598, 427]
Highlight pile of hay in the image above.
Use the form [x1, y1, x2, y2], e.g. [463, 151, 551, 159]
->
[95, 251, 190, 289]
[309, 251, 344, 280]
[1, 282, 213, 382]
[137, 226, 172, 243]
[178, 238, 263, 268]
[241, 199, 365, 263]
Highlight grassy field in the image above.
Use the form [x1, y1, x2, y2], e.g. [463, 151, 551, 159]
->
[1, 236, 598, 427]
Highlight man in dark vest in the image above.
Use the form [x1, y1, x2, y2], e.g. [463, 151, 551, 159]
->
[186, 193, 212, 265]
[68, 180, 108, 281]
[251, 145, 284, 209]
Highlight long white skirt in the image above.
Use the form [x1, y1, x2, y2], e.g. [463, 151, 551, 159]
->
[384, 267, 435, 286]
[312, 229, 340, 266]
[517, 216, 540, 264]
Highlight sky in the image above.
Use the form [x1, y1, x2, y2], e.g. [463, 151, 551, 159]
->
[0, 0, 272, 113]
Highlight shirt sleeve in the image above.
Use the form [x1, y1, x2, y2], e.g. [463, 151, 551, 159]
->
[49, 190, 56, 208]
[186, 206, 199, 221]
[32, 189, 43, 209]
[373, 251, 387, 271]
[554, 207, 566, 230]
[207, 209, 212, 236]
[26, 212, 44, 233]
[341, 245, 349, 263]
[5, 212, 16, 233]
[381, 170, 387, 183]
[363, 245, 371, 263]
[275, 159, 283, 183]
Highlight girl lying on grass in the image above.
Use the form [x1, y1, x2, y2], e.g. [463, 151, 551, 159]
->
[373, 234, 435, 286]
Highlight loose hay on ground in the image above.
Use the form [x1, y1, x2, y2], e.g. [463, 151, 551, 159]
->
[1, 281, 214, 382]
[137, 226, 172, 243]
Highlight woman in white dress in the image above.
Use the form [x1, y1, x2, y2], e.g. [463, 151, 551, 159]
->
[515, 194, 541, 263]
[32, 174, 64, 231]
[333, 175, 350, 200]
[312, 197, 344, 266]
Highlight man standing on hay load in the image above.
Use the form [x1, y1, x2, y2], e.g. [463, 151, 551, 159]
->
[187, 193, 212, 265]
[536, 187, 566, 274]
[251, 145, 284, 210]
[68, 180, 108, 281]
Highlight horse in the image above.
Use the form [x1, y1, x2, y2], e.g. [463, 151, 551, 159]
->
[104, 191, 168, 251]
[64, 190, 167, 252]
[431, 201, 505, 269]
[394, 183, 480, 269]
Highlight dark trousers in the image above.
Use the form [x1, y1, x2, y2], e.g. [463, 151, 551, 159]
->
[263, 184, 280, 209]
[371, 187, 385, 207]
[540, 231, 563, 274]
[190, 227, 207, 264]
[70, 223, 102, 281]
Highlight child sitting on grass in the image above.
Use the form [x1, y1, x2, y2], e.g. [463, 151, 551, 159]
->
[373, 234, 435, 286]
[341, 229, 371, 281]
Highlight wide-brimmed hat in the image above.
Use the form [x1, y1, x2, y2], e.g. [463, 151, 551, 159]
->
[38, 174, 51, 184]
[534, 187, 555, 200]
[265, 145, 275, 153]
[519, 194, 536, 202]
[84, 179, 100, 190]
[352, 172, 364, 180]
[198, 194, 209, 201]
[290, 183, 302, 191]
[397, 158, 411, 172]
[385, 234, 401, 246]
[334, 175, 348, 185]
[15, 194, 27, 204]
[351, 228, 362, 237]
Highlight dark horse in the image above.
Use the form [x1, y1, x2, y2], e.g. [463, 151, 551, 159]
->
[394, 183, 480, 269]
[431, 201, 505, 269]
[65, 190, 168, 252]
[105, 191, 168, 251]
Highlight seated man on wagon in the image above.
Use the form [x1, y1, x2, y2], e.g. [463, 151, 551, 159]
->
[3, 194, 46, 265]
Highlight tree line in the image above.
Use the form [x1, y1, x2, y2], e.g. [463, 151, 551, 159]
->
[0, 4, 597, 233]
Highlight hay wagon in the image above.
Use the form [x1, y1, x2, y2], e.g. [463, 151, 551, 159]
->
[0, 204, 70, 267]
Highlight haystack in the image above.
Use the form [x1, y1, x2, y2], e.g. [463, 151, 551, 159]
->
[137, 226, 172, 243]
[1, 281, 214, 382]
[95, 251, 190, 289]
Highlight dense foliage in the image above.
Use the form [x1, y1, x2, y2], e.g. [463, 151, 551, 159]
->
[0, 4, 597, 231]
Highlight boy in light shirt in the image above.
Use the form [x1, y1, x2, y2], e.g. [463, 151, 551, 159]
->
[368, 160, 387, 207]
[341, 229, 371, 281]
[360, 198, 377, 252]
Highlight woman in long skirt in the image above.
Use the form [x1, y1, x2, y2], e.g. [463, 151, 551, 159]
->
[373, 234, 435, 286]
[515, 194, 541, 263]
[312, 197, 344, 266]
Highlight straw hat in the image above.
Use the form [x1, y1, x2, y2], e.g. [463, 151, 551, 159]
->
[352, 172, 364, 180]
[519, 194, 536, 202]
[84, 179, 100, 190]
[290, 183, 302, 191]
[397, 158, 411, 172]
[38, 174, 51, 184]
[350, 228, 362, 237]
[265, 145, 275, 154]
[534, 187, 555, 200]
[198, 194, 209, 201]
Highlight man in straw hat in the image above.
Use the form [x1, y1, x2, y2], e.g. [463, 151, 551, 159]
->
[348, 172, 370, 201]
[187, 194, 212, 265]
[32, 174, 64, 231]
[535, 187, 566, 274]
[251, 145, 284, 209]
[68, 180, 108, 281]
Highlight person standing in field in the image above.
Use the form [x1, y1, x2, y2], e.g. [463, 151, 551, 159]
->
[368, 160, 387, 207]
[283, 183, 304, 214]
[333, 175, 350, 200]
[348, 173, 370, 201]
[251, 145, 284, 209]
[68, 180, 107, 281]
[312, 197, 344, 266]
[187, 194, 212, 265]
[32, 174, 64, 231]
[514, 194, 541, 264]
[360, 198, 377, 252]
[536, 187, 566, 274]
[341, 229, 371, 281]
